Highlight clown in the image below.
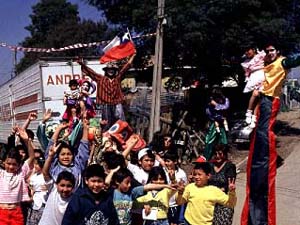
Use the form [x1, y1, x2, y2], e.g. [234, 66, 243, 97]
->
[78, 79, 96, 119]
[76, 54, 136, 131]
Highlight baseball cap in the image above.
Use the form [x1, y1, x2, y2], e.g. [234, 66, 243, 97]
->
[192, 155, 207, 164]
[138, 148, 151, 160]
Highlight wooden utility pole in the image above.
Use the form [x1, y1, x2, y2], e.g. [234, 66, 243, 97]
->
[149, 0, 165, 141]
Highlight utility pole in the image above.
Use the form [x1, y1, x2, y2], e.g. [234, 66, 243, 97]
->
[11, 48, 17, 78]
[149, 0, 165, 141]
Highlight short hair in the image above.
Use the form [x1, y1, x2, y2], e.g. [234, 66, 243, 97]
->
[56, 141, 72, 155]
[193, 162, 212, 175]
[102, 151, 126, 169]
[163, 152, 178, 162]
[69, 79, 78, 87]
[5, 148, 22, 165]
[84, 164, 106, 180]
[56, 171, 76, 186]
[147, 166, 168, 184]
[113, 168, 133, 184]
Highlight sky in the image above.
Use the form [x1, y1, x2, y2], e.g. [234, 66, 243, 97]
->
[0, 0, 100, 85]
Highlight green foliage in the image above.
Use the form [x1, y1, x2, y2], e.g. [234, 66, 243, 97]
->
[84, 0, 300, 85]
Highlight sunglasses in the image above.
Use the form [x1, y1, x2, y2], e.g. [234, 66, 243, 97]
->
[265, 48, 276, 54]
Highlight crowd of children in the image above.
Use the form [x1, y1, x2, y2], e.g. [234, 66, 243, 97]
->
[0, 55, 238, 225]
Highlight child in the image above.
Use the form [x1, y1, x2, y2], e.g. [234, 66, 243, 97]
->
[163, 153, 187, 225]
[78, 79, 96, 119]
[176, 162, 236, 225]
[26, 156, 50, 225]
[0, 127, 35, 225]
[63, 79, 80, 131]
[38, 171, 76, 225]
[61, 164, 119, 225]
[241, 46, 266, 128]
[44, 117, 90, 188]
[136, 166, 177, 225]
[108, 167, 174, 225]
[206, 87, 230, 133]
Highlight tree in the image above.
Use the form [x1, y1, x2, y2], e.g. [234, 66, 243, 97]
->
[84, 0, 300, 85]
[16, 0, 112, 73]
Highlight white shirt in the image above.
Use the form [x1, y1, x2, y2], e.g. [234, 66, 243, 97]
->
[38, 185, 72, 225]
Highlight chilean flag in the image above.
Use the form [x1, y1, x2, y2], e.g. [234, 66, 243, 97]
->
[100, 31, 136, 64]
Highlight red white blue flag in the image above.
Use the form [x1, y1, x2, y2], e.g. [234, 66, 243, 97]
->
[100, 31, 136, 64]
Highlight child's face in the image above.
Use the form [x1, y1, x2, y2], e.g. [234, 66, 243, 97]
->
[82, 82, 89, 91]
[85, 176, 105, 194]
[57, 179, 74, 199]
[165, 159, 176, 170]
[163, 137, 172, 148]
[193, 169, 210, 187]
[70, 84, 78, 90]
[139, 155, 155, 172]
[151, 175, 165, 185]
[33, 160, 42, 173]
[19, 149, 26, 160]
[4, 158, 20, 173]
[58, 148, 73, 166]
[118, 176, 132, 193]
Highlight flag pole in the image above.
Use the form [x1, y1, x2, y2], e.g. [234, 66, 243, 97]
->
[149, 0, 165, 141]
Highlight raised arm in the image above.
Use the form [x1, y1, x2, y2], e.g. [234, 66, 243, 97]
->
[42, 143, 60, 181]
[37, 109, 52, 151]
[76, 58, 101, 81]
[22, 112, 37, 130]
[118, 53, 136, 76]
[17, 126, 35, 167]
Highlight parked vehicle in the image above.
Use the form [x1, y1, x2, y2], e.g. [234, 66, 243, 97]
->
[0, 58, 104, 144]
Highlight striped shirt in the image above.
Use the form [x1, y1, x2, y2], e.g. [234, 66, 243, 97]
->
[0, 161, 30, 203]
[81, 61, 131, 105]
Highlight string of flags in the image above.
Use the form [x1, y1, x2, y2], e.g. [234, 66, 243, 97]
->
[0, 32, 156, 53]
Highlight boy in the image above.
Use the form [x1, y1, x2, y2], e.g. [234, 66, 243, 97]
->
[62, 164, 119, 225]
[38, 143, 76, 225]
[108, 168, 174, 225]
[176, 162, 236, 225]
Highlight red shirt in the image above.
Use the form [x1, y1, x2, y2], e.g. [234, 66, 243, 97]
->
[81, 62, 131, 105]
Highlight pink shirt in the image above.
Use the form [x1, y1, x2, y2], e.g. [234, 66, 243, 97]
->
[0, 161, 31, 203]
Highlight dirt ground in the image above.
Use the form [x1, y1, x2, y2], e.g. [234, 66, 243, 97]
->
[229, 109, 300, 172]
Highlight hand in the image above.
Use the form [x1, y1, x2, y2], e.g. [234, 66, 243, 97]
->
[228, 177, 236, 192]
[16, 127, 29, 141]
[167, 168, 176, 182]
[11, 126, 18, 135]
[28, 112, 37, 121]
[110, 166, 120, 174]
[177, 180, 185, 195]
[42, 109, 52, 123]
[143, 204, 151, 216]
[82, 113, 90, 129]
[48, 143, 61, 157]
[58, 122, 69, 130]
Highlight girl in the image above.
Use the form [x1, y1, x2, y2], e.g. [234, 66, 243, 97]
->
[136, 166, 177, 225]
[26, 156, 51, 225]
[44, 117, 90, 188]
[0, 127, 35, 225]
[241, 46, 266, 128]
[163, 153, 187, 225]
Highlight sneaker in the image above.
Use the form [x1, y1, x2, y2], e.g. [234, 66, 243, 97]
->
[245, 111, 252, 124]
[249, 115, 257, 129]
[216, 126, 221, 133]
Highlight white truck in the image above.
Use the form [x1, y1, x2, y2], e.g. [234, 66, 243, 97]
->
[0, 59, 105, 144]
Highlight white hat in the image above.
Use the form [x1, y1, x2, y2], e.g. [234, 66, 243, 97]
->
[138, 148, 150, 160]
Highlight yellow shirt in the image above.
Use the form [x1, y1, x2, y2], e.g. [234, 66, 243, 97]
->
[136, 188, 176, 219]
[176, 183, 236, 225]
[263, 56, 287, 98]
